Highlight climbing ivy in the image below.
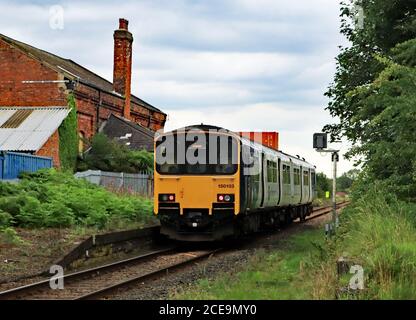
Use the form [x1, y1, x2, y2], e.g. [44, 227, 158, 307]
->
[59, 94, 78, 172]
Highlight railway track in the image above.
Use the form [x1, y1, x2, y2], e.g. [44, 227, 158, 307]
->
[307, 201, 349, 221]
[0, 202, 348, 300]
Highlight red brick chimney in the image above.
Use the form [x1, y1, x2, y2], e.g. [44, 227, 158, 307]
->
[113, 18, 133, 120]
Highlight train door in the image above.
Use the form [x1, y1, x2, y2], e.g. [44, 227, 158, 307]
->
[277, 158, 281, 205]
[262, 156, 268, 207]
[260, 152, 265, 208]
[290, 161, 295, 203]
[292, 165, 301, 204]
[247, 146, 262, 210]
[281, 161, 291, 206]
[264, 156, 279, 207]
[301, 168, 310, 204]
[311, 170, 316, 201]
[300, 165, 303, 204]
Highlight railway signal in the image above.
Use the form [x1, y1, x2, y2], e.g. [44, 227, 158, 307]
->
[313, 133, 340, 236]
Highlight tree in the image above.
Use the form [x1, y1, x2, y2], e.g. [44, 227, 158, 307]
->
[337, 169, 360, 192]
[325, 0, 416, 142]
[325, 0, 416, 200]
[316, 172, 331, 198]
[77, 133, 153, 173]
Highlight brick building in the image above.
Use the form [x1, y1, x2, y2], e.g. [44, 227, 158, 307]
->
[0, 18, 166, 167]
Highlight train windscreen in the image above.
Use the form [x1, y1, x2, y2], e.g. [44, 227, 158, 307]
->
[155, 132, 238, 175]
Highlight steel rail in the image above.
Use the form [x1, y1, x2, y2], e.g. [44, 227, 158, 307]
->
[0, 202, 349, 300]
[76, 249, 222, 300]
[0, 247, 175, 300]
[307, 201, 349, 221]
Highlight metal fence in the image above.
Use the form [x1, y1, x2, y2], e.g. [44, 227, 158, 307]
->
[74, 170, 153, 198]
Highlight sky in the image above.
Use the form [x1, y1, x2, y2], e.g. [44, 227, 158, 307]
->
[0, 0, 354, 177]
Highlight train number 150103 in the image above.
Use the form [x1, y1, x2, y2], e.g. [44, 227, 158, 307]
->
[218, 184, 235, 188]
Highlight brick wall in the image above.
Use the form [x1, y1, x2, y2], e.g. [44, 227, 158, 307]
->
[0, 39, 67, 106]
[73, 82, 165, 138]
[0, 37, 166, 167]
[36, 130, 61, 167]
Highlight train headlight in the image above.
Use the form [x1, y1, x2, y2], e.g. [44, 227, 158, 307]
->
[159, 194, 175, 202]
[217, 194, 234, 202]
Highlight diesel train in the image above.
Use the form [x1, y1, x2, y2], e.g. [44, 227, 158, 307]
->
[154, 125, 317, 241]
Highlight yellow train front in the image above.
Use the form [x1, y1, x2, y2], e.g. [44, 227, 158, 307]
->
[154, 125, 316, 242]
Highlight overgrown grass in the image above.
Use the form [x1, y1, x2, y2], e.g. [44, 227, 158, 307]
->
[174, 185, 415, 300]
[312, 185, 416, 299]
[0, 169, 155, 232]
[173, 229, 326, 300]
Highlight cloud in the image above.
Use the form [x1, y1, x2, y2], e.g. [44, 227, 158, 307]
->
[0, 0, 353, 175]
[163, 102, 353, 176]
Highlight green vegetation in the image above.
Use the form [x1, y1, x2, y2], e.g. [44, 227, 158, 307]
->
[174, 228, 325, 300]
[318, 0, 416, 299]
[312, 185, 416, 299]
[325, 0, 416, 200]
[59, 94, 79, 172]
[77, 133, 153, 173]
[175, 185, 416, 300]
[336, 169, 359, 193]
[313, 169, 357, 206]
[0, 169, 154, 231]
[177, 2, 416, 300]
[316, 172, 331, 198]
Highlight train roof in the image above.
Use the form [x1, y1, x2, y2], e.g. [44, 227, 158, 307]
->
[160, 124, 315, 169]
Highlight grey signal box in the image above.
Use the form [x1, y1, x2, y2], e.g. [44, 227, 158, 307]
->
[313, 133, 327, 149]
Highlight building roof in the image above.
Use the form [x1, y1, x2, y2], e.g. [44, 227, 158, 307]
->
[101, 113, 155, 151]
[0, 33, 164, 114]
[0, 107, 70, 152]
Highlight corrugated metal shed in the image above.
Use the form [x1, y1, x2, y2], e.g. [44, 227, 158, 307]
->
[0, 107, 70, 151]
[0, 152, 52, 179]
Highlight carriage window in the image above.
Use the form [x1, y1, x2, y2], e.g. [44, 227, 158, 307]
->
[267, 160, 278, 183]
[293, 168, 301, 185]
[303, 171, 309, 186]
[283, 164, 291, 184]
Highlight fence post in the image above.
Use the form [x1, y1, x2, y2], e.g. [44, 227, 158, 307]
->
[120, 172, 124, 192]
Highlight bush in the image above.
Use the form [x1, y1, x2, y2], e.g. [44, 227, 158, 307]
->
[0, 169, 154, 230]
[0, 210, 13, 228]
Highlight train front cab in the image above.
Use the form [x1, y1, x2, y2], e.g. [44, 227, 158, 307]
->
[154, 131, 241, 241]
